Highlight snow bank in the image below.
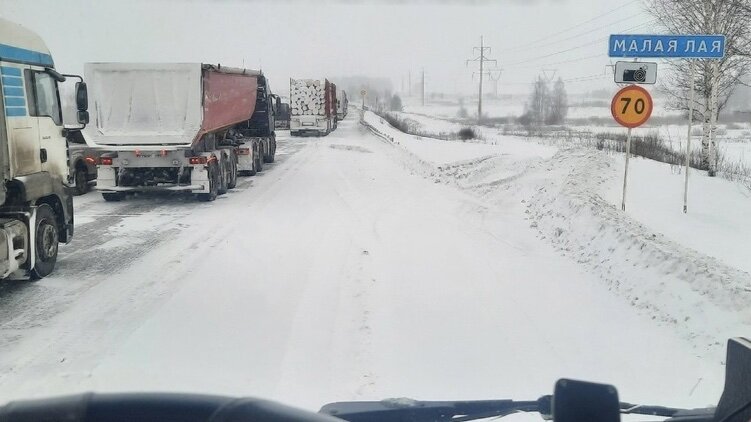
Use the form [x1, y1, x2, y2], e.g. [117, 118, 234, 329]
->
[525, 148, 751, 351]
[601, 157, 751, 274]
[362, 111, 504, 166]
[364, 107, 751, 353]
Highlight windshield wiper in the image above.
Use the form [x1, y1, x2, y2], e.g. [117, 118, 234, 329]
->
[319, 395, 701, 422]
[320, 397, 541, 422]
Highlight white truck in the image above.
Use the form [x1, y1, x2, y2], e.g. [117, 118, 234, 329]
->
[0, 18, 88, 278]
[289, 78, 337, 136]
[83, 63, 270, 202]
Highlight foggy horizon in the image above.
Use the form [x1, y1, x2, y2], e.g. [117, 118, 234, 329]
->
[0, 0, 648, 97]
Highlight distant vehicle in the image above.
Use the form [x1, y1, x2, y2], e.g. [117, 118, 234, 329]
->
[66, 130, 98, 195]
[83, 63, 271, 202]
[289, 78, 337, 136]
[274, 97, 291, 130]
[336, 89, 348, 121]
[0, 18, 88, 279]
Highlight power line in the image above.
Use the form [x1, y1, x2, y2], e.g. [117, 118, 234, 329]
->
[519, 12, 647, 52]
[503, 19, 656, 68]
[498, 0, 641, 52]
[497, 72, 609, 86]
[506, 53, 603, 70]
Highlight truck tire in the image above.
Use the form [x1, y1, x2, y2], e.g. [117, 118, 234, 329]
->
[198, 163, 219, 202]
[102, 192, 124, 202]
[73, 164, 88, 196]
[227, 152, 238, 189]
[218, 154, 229, 195]
[30, 204, 59, 280]
[255, 146, 263, 173]
[263, 136, 276, 163]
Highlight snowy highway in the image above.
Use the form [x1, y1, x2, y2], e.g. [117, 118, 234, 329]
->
[0, 116, 728, 412]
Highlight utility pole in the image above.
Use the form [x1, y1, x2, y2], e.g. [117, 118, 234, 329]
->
[539, 68, 557, 125]
[488, 66, 503, 97]
[408, 71, 412, 97]
[466, 35, 497, 123]
[421, 68, 425, 106]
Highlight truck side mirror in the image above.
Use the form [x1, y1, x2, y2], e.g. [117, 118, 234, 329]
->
[77, 110, 89, 125]
[75, 82, 88, 111]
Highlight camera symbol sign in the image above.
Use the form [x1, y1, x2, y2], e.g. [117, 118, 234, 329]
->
[614, 61, 657, 84]
[611, 85, 653, 128]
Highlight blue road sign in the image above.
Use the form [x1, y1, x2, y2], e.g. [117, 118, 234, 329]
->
[608, 34, 725, 59]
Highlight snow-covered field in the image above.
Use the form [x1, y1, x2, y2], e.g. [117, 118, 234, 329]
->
[0, 113, 745, 418]
[382, 110, 751, 287]
[403, 96, 680, 121]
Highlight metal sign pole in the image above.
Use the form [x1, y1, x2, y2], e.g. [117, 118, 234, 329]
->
[683, 60, 695, 213]
[622, 127, 633, 211]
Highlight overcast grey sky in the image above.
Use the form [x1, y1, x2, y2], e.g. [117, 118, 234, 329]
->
[0, 0, 649, 95]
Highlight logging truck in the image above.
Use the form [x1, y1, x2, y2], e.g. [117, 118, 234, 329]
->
[0, 18, 88, 279]
[289, 78, 337, 136]
[84, 63, 274, 202]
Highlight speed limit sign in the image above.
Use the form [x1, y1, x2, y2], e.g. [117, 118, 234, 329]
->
[611, 85, 653, 128]
[611, 84, 654, 212]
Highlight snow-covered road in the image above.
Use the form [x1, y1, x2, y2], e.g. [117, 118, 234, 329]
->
[0, 116, 727, 414]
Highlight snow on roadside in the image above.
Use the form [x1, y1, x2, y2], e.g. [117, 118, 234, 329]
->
[362, 111, 505, 166]
[525, 149, 751, 353]
[361, 108, 751, 354]
[604, 157, 751, 273]
[361, 111, 556, 187]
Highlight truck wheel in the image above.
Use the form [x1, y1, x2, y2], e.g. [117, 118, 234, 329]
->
[255, 148, 263, 173]
[268, 138, 276, 163]
[198, 163, 219, 202]
[263, 137, 276, 163]
[102, 192, 124, 202]
[227, 153, 238, 189]
[218, 155, 229, 195]
[73, 165, 88, 195]
[30, 204, 59, 280]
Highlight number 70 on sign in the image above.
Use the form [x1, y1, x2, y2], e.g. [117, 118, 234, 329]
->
[611, 85, 653, 128]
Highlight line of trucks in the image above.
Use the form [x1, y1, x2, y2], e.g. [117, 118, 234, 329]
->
[0, 18, 348, 280]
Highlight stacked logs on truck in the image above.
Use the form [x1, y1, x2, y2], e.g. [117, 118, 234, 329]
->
[290, 79, 325, 116]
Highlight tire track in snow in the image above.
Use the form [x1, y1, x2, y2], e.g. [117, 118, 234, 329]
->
[0, 133, 314, 394]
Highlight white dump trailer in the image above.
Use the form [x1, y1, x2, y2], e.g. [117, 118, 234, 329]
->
[83, 63, 268, 201]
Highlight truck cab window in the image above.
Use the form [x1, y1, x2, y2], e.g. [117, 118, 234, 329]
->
[26, 70, 62, 126]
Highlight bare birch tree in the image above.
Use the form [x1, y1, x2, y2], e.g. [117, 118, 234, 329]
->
[646, 0, 751, 175]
